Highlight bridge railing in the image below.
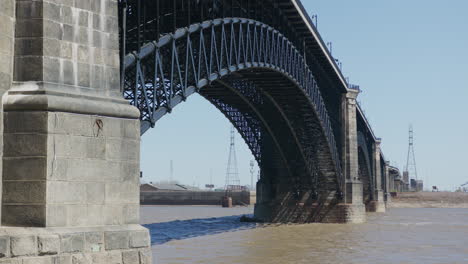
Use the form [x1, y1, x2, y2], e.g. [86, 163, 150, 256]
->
[123, 18, 344, 195]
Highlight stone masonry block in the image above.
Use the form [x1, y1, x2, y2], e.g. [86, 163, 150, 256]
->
[43, 2, 61, 23]
[45, 205, 67, 227]
[0, 72, 11, 92]
[85, 232, 103, 253]
[108, 251, 123, 264]
[123, 204, 139, 225]
[4, 111, 48, 133]
[71, 254, 92, 264]
[67, 205, 88, 227]
[47, 181, 86, 204]
[0, 236, 9, 258]
[102, 205, 123, 226]
[121, 162, 139, 183]
[3, 157, 47, 181]
[0, 259, 21, 264]
[90, 253, 109, 264]
[3, 133, 47, 158]
[105, 0, 118, 17]
[0, 34, 13, 54]
[0, 54, 11, 74]
[62, 59, 75, 85]
[0, 13, 15, 37]
[43, 56, 61, 83]
[84, 137, 106, 159]
[38, 235, 60, 255]
[15, 1, 43, 19]
[105, 182, 139, 204]
[48, 112, 94, 137]
[85, 206, 104, 227]
[43, 38, 61, 58]
[22, 256, 54, 264]
[129, 231, 149, 249]
[2, 181, 46, 204]
[104, 232, 129, 250]
[60, 5, 73, 25]
[52, 255, 72, 264]
[10, 235, 37, 257]
[2, 205, 46, 227]
[122, 251, 138, 264]
[43, 20, 62, 40]
[139, 249, 152, 264]
[86, 183, 105, 204]
[77, 62, 90, 87]
[106, 138, 139, 161]
[15, 18, 43, 38]
[0, 0, 15, 18]
[60, 234, 84, 253]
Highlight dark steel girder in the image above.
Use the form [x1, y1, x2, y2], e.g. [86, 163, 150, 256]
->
[122, 17, 344, 195]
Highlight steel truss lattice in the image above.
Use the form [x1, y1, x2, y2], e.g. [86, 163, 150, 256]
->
[122, 18, 344, 194]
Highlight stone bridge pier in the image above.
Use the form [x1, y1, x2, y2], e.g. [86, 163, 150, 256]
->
[367, 139, 386, 212]
[0, 0, 151, 263]
[341, 89, 366, 223]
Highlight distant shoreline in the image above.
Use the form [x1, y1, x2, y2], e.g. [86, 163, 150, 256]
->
[389, 192, 468, 208]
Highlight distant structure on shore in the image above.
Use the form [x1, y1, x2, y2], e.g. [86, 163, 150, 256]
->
[404, 125, 423, 192]
[139, 183, 250, 205]
[225, 126, 242, 191]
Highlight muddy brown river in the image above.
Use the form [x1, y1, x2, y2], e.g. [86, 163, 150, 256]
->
[141, 206, 468, 264]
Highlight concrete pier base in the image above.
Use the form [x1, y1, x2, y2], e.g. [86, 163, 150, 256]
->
[255, 197, 366, 224]
[366, 201, 386, 213]
[0, 225, 151, 263]
[0, 1, 152, 262]
[366, 191, 386, 212]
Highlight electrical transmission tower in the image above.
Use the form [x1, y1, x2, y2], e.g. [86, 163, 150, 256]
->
[250, 160, 255, 191]
[405, 125, 418, 181]
[225, 126, 240, 192]
[169, 160, 174, 183]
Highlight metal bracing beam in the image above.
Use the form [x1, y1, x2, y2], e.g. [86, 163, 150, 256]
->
[122, 17, 344, 195]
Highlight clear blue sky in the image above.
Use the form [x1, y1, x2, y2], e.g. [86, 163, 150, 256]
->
[141, 0, 468, 191]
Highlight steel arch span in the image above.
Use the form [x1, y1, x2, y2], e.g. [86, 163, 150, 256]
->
[122, 17, 345, 221]
[117, 0, 394, 222]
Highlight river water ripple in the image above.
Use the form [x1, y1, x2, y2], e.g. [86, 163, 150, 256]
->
[141, 206, 468, 264]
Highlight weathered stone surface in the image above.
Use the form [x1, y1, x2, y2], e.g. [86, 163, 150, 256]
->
[38, 235, 60, 255]
[71, 254, 91, 264]
[129, 232, 150, 249]
[0, 236, 9, 258]
[2, 181, 46, 204]
[104, 232, 129, 250]
[60, 234, 84, 253]
[0, 259, 21, 264]
[139, 249, 152, 264]
[108, 251, 123, 264]
[84, 232, 103, 252]
[52, 256, 72, 264]
[2, 205, 46, 227]
[3, 157, 47, 181]
[122, 251, 139, 264]
[90, 253, 109, 264]
[0, 0, 151, 262]
[22, 256, 53, 264]
[10, 236, 37, 257]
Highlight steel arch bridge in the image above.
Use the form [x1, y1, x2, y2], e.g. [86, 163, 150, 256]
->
[119, 0, 388, 222]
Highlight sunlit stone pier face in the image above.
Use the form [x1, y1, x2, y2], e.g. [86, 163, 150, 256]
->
[0, 0, 151, 262]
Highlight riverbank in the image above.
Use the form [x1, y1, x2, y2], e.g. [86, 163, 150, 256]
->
[389, 191, 468, 208]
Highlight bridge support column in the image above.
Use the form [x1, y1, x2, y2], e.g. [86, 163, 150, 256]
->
[367, 140, 386, 212]
[385, 161, 392, 203]
[339, 89, 366, 223]
[0, 1, 151, 263]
